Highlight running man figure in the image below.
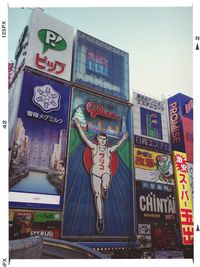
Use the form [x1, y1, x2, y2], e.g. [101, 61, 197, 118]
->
[74, 118, 128, 233]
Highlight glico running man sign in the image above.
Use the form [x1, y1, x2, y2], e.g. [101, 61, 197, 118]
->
[62, 89, 134, 239]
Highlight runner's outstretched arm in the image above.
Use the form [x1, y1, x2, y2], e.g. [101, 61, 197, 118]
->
[109, 132, 128, 153]
[74, 118, 95, 149]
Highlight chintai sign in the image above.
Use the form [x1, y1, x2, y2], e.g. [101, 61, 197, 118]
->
[136, 181, 177, 223]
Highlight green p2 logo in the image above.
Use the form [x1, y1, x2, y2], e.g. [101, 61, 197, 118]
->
[38, 29, 67, 53]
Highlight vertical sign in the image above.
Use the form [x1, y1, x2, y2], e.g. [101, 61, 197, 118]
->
[173, 151, 193, 245]
[133, 92, 170, 153]
[62, 89, 134, 238]
[9, 72, 71, 209]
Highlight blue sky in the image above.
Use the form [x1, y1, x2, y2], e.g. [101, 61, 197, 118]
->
[8, 6, 192, 99]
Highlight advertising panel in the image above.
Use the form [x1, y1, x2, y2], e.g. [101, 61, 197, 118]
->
[182, 117, 193, 163]
[9, 71, 71, 209]
[172, 151, 193, 245]
[73, 30, 129, 100]
[168, 93, 193, 154]
[62, 89, 134, 238]
[24, 9, 73, 80]
[9, 209, 61, 240]
[151, 223, 178, 249]
[133, 93, 170, 153]
[136, 181, 177, 224]
[134, 147, 174, 185]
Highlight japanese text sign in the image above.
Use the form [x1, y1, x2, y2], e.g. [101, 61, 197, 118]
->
[134, 148, 174, 185]
[173, 151, 193, 245]
[25, 9, 73, 80]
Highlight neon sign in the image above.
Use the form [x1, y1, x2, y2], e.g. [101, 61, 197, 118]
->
[86, 102, 121, 120]
[86, 51, 108, 77]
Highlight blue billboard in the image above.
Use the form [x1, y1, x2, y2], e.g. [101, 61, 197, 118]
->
[168, 93, 193, 152]
[62, 89, 134, 238]
[73, 31, 129, 101]
[9, 71, 71, 210]
[140, 107, 163, 140]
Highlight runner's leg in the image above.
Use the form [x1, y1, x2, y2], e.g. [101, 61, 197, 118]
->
[91, 174, 104, 233]
[102, 173, 111, 199]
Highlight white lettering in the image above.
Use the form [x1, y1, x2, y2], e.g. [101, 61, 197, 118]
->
[139, 196, 146, 212]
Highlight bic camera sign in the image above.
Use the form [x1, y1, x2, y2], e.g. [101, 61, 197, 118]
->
[38, 29, 67, 53]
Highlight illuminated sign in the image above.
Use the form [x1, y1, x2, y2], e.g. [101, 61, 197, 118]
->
[134, 135, 170, 153]
[182, 117, 193, 163]
[9, 210, 61, 240]
[133, 92, 170, 153]
[136, 181, 176, 223]
[134, 148, 174, 185]
[173, 151, 193, 245]
[141, 107, 163, 139]
[9, 72, 71, 210]
[73, 30, 129, 100]
[151, 223, 178, 249]
[168, 93, 193, 154]
[24, 9, 73, 80]
[86, 51, 108, 77]
[86, 101, 120, 120]
[62, 89, 134, 238]
[38, 29, 67, 53]
[35, 53, 66, 75]
[169, 101, 182, 145]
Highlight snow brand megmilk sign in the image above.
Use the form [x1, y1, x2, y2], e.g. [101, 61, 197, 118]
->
[25, 9, 73, 80]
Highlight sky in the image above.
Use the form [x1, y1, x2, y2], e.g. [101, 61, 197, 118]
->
[8, 6, 193, 100]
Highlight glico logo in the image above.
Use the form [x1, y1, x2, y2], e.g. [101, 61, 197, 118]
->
[38, 29, 67, 53]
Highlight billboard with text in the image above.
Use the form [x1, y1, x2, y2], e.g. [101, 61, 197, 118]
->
[134, 147, 174, 185]
[9, 71, 71, 210]
[9, 209, 61, 240]
[172, 151, 193, 245]
[23, 9, 74, 80]
[133, 93, 170, 153]
[168, 93, 193, 160]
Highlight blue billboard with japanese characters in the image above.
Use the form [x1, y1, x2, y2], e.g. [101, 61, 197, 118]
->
[9, 71, 71, 210]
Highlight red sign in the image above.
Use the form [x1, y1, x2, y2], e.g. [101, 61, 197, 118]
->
[182, 117, 193, 163]
[87, 51, 108, 66]
[35, 52, 66, 75]
[86, 102, 120, 120]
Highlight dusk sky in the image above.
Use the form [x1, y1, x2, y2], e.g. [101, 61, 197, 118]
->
[8, 5, 192, 100]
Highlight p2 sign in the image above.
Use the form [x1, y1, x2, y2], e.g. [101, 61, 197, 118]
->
[38, 29, 67, 53]
[25, 9, 73, 80]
